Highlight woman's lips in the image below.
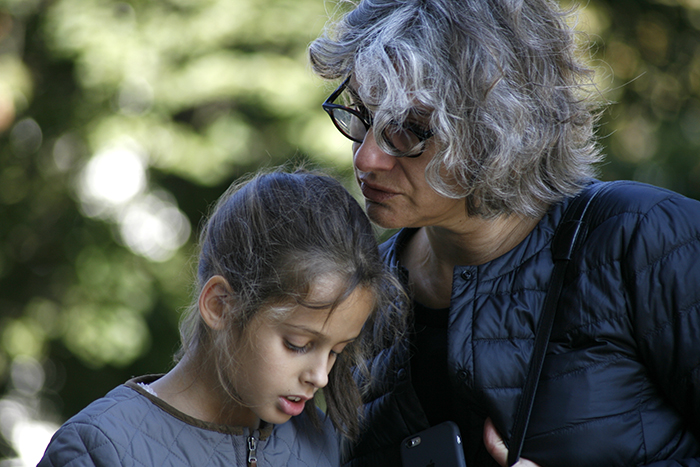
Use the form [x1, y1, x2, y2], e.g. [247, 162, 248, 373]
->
[360, 181, 398, 203]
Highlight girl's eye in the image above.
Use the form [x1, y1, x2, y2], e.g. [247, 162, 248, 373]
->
[285, 340, 311, 354]
[330, 344, 350, 357]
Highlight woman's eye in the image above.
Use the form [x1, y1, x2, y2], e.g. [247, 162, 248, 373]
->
[347, 99, 370, 118]
[358, 104, 372, 120]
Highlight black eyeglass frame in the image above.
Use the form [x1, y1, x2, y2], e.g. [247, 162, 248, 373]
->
[322, 76, 434, 158]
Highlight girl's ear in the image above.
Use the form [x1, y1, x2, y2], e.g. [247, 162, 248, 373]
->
[199, 275, 233, 331]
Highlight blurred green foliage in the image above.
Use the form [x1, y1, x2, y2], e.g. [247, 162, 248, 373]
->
[0, 0, 699, 462]
[568, 0, 700, 198]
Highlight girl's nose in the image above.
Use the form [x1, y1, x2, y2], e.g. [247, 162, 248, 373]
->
[303, 355, 332, 389]
[353, 128, 398, 173]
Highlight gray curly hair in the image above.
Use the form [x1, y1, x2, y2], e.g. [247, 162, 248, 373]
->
[310, 0, 604, 218]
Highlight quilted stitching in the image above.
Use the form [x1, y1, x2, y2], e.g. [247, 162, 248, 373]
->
[348, 181, 700, 467]
[39, 384, 340, 466]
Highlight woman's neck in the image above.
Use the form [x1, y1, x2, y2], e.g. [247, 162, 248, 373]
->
[427, 213, 541, 265]
[400, 213, 542, 308]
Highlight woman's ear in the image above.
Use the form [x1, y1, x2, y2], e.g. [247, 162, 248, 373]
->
[199, 275, 233, 331]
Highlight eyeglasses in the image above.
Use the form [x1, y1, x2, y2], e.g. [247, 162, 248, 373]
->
[322, 76, 434, 158]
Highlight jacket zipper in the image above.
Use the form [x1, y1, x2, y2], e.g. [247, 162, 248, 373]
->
[247, 434, 258, 467]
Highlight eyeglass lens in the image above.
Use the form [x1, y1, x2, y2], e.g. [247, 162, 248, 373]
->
[331, 107, 368, 143]
[330, 105, 426, 155]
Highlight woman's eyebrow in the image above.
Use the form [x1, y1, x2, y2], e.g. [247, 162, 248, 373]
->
[347, 84, 430, 123]
[345, 83, 362, 102]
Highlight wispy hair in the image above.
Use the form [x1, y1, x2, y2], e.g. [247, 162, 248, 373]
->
[310, 0, 604, 217]
[177, 167, 408, 439]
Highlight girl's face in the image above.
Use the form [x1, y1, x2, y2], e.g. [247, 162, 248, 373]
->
[229, 277, 374, 428]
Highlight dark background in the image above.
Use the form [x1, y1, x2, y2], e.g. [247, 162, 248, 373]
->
[1, 0, 699, 462]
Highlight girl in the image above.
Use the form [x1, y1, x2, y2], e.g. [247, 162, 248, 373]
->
[38, 168, 407, 466]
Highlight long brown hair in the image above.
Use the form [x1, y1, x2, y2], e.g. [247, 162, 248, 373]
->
[178, 167, 407, 439]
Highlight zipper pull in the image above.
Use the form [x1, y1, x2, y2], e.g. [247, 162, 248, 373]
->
[247, 435, 258, 467]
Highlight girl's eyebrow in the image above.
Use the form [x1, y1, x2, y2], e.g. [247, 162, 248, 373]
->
[283, 323, 359, 344]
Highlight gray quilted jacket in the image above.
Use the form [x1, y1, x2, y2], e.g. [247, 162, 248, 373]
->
[38, 375, 340, 466]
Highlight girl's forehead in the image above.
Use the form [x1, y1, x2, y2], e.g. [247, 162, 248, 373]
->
[280, 285, 375, 338]
[308, 274, 348, 302]
[258, 275, 374, 325]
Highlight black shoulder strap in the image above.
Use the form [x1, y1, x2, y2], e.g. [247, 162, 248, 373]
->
[507, 181, 613, 466]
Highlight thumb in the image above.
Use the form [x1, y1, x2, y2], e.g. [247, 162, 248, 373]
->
[483, 418, 543, 467]
[483, 417, 509, 467]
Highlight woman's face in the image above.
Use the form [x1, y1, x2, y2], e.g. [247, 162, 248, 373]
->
[353, 130, 467, 230]
[348, 83, 467, 230]
[228, 277, 374, 428]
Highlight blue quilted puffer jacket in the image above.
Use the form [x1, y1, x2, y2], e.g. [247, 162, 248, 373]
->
[344, 181, 700, 467]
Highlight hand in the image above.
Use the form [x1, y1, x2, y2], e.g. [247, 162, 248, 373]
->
[483, 417, 542, 467]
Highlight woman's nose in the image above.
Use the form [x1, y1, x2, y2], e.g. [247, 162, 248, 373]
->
[353, 128, 398, 173]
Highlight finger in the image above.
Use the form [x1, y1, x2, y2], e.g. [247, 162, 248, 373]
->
[483, 417, 508, 467]
[483, 418, 544, 467]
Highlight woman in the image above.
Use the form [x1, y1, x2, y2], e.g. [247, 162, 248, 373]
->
[310, 0, 700, 466]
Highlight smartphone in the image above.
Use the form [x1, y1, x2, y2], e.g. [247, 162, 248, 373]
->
[400, 421, 468, 467]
